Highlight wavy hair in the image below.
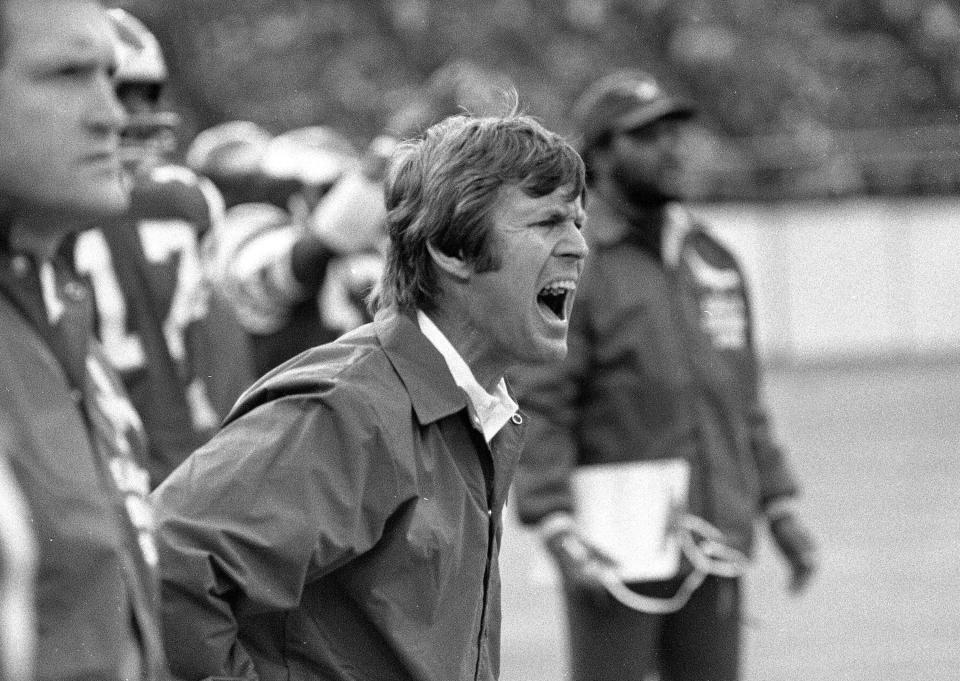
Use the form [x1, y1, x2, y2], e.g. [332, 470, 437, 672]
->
[370, 110, 585, 313]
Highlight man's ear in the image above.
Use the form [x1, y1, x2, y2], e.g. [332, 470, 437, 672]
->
[426, 241, 472, 281]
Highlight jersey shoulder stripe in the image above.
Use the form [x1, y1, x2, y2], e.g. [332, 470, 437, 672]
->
[128, 164, 224, 234]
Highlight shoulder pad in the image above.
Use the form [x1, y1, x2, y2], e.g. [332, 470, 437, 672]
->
[129, 164, 217, 231]
[149, 164, 202, 187]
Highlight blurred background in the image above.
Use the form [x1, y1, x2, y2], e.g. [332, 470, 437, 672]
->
[112, 1, 960, 678]
[120, 0, 960, 200]
[116, 0, 960, 363]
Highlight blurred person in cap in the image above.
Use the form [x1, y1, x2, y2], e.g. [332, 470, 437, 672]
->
[72, 7, 256, 487]
[510, 70, 819, 681]
[191, 121, 392, 375]
[150, 108, 588, 681]
[0, 0, 171, 679]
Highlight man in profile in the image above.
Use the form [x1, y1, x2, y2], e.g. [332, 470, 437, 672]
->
[0, 1, 168, 680]
[152, 110, 589, 681]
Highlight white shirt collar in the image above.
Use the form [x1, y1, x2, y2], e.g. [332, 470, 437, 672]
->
[417, 310, 518, 443]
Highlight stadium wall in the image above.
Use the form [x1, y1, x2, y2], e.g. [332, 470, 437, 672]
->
[691, 197, 960, 366]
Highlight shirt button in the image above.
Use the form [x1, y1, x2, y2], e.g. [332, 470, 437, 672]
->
[11, 255, 30, 277]
[487, 509, 493, 517]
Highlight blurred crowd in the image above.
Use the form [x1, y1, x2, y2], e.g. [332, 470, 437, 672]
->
[125, 0, 960, 200]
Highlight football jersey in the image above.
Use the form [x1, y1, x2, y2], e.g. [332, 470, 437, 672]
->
[206, 201, 380, 375]
[74, 163, 252, 486]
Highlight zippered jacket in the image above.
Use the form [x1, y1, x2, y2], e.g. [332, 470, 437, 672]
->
[152, 308, 525, 681]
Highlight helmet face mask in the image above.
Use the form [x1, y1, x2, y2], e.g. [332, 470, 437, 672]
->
[109, 9, 180, 170]
[118, 120, 178, 169]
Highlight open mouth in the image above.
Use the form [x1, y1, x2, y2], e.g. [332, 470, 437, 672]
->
[537, 281, 575, 321]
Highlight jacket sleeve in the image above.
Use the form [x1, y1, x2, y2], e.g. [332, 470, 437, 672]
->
[509, 299, 590, 527]
[203, 203, 311, 336]
[741, 273, 799, 506]
[151, 392, 401, 681]
[746, 396, 799, 505]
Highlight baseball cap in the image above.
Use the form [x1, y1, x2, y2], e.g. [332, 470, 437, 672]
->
[573, 70, 696, 153]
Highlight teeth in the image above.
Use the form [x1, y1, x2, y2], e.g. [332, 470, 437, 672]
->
[538, 279, 577, 296]
[537, 279, 576, 320]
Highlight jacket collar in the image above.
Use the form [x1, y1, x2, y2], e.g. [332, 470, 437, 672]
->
[375, 307, 469, 427]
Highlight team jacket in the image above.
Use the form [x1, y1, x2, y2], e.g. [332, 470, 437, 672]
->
[152, 308, 525, 681]
[0, 248, 168, 681]
[73, 163, 254, 486]
[512, 196, 798, 557]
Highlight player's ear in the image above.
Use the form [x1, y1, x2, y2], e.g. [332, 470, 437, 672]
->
[426, 241, 471, 281]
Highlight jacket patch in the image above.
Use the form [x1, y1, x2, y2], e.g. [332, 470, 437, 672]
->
[686, 251, 747, 349]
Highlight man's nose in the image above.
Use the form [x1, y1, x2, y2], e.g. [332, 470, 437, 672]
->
[558, 221, 589, 261]
[86, 74, 129, 135]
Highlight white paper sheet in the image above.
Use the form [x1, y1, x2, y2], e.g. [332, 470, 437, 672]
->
[572, 458, 690, 582]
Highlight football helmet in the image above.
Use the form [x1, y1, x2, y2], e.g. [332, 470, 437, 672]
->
[185, 121, 279, 208]
[261, 126, 359, 189]
[108, 8, 181, 165]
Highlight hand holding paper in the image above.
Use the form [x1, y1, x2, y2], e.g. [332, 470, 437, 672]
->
[539, 513, 617, 604]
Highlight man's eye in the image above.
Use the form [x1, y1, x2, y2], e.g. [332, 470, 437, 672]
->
[625, 132, 654, 144]
[51, 62, 99, 79]
[52, 66, 84, 79]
